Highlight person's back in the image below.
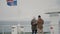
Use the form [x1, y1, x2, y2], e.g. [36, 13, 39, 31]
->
[37, 18, 44, 29]
[37, 15, 44, 34]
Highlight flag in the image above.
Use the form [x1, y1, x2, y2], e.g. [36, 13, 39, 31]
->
[7, 0, 17, 6]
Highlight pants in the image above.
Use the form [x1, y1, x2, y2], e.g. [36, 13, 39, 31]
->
[32, 30, 37, 34]
[37, 28, 44, 34]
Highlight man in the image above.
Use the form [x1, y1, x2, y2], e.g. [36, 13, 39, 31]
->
[31, 17, 37, 34]
[37, 15, 44, 34]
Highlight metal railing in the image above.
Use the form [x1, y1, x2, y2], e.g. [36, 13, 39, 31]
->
[0, 24, 50, 34]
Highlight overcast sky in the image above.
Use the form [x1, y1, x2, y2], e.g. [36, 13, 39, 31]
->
[0, 0, 60, 21]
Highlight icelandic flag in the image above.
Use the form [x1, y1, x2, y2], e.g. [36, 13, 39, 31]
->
[7, 0, 17, 6]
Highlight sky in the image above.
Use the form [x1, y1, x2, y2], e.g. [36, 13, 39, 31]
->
[0, 0, 60, 21]
[0, 0, 60, 32]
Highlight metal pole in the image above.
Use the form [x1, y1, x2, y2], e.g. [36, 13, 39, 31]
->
[2, 25, 4, 34]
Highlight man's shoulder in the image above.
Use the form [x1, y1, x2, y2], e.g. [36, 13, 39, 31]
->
[37, 19, 44, 22]
[40, 18, 43, 20]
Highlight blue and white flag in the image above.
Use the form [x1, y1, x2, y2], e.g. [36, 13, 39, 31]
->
[7, 0, 17, 6]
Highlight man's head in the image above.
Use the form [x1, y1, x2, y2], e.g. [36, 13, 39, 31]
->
[38, 15, 41, 18]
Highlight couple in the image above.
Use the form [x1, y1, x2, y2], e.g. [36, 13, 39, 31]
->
[31, 15, 44, 34]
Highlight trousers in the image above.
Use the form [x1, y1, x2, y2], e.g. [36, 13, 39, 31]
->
[32, 30, 37, 34]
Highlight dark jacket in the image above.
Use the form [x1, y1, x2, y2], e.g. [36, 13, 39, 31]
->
[31, 19, 37, 30]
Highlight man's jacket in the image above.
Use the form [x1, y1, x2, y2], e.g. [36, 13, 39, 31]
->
[31, 19, 37, 30]
[37, 18, 44, 29]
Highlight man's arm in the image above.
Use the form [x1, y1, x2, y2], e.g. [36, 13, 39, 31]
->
[42, 19, 44, 24]
[31, 20, 34, 25]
